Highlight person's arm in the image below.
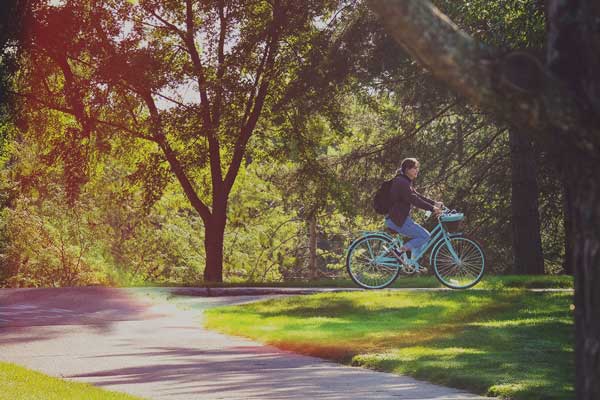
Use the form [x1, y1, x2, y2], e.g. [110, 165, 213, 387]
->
[415, 190, 435, 206]
[416, 189, 444, 209]
[396, 179, 434, 211]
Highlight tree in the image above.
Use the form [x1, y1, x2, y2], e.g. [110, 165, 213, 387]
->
[18, 0, 338, 282]
[1, 0, 30, 144]
[436, 0, 547, 275]
[367, 0, 599, 397]
[309, 1, 552, 273]
[509, 127, 544, 274]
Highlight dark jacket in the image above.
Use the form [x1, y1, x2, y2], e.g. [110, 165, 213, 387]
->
[388, 173, 434, 227]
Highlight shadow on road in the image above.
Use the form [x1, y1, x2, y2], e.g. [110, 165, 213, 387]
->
[0, 287, 153, 344]
[69, 346, 434, 399]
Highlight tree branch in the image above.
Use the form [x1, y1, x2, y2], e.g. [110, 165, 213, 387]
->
[367, 0, 600, 158]
[13, 90, 155, 141]
[183, 0, 223, 189]
[150, 10, 185, 39]
[52, 53, 94, 138]
[183, 0, 212, 127]
[223, 9, 281, 192]
[326, 100, 457, 165]
[429, 127, 506, 188]
[142, 92, 212, 221]
[213, 0, 227, 126]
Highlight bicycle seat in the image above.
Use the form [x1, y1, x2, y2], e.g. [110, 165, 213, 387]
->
[440, 213, 464, 222]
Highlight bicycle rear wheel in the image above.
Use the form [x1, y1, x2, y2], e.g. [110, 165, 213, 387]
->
[433, 236, 485, 289]
[346, 234, 401, 289]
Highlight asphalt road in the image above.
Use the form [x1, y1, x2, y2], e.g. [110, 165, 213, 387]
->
[0, 287, 489, 399]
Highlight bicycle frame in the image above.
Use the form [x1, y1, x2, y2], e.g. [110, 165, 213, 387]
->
[413, 222, 463, 267]
[352, 220, 463, 271]
[346, 208, 484, 290]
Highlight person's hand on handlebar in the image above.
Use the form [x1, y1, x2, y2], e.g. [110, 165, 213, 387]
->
[432, 206, 443, 216]
[434, 201, 444, 208]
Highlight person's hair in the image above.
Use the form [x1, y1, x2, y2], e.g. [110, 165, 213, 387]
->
[398, 158, 419, 175]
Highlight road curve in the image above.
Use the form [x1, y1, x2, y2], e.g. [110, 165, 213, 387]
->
[0, 287, 489, 400]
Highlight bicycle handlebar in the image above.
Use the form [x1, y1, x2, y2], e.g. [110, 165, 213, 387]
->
[425, 205, 460, 219]
[441, 205, 458, 213]
[435, 205, 460, 220]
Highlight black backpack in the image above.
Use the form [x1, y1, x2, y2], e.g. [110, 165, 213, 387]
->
[373, 179, 394, 214]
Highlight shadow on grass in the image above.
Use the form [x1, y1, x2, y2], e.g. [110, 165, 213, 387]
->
[208, 290, 574, 400]
[350, 294, 574, 400]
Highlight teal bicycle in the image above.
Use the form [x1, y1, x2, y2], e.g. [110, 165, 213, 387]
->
[346, 207, 485, 289]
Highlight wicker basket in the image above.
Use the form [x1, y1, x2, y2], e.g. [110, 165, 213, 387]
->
[443, 219, 463, 232]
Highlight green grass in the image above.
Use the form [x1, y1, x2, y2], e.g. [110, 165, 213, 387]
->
[205, 290, 574, 399]
[130, 274, 574, 290]
[0, 362, 144, 400]
[479, 275, 573, 289]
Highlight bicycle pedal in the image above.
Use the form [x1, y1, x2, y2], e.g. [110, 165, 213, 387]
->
[401, 264, 416, 274]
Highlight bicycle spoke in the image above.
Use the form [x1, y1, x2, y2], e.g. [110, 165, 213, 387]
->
[354, 254, 372, 264]
[433, 237, 484, 289]
[347, 235, 401, 289]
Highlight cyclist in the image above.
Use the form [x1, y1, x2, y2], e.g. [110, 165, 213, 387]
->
[386, 158, 443, 261]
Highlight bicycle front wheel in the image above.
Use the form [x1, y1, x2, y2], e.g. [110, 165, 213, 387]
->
[346, 234, 401, 289]
[433, 236, 485, 289]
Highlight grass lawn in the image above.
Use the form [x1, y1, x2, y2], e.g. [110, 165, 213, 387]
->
[0, 362, 143, 400]
[135, 274, 574, 290]
[205, 289, 574, 400]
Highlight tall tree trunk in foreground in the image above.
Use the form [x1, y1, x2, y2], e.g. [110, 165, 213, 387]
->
[546, 2, 600, 395]
[571, 160, 600, 398]
[509, 128, 544, 274]
[367, 0, 600, 397]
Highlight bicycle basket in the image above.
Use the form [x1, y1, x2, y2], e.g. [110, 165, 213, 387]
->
[443, 220, 462, 232]
[441, 213, 464, 232]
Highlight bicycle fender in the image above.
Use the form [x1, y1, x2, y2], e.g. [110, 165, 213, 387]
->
[351, 231, 394, 245]
[346, 232, 394, 255]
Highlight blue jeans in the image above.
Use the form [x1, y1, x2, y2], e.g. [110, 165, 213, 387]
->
[385, 216, 430, 256]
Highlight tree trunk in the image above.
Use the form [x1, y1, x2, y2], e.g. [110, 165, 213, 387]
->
[308, 212, 318, 279]
[572, 162, 600, 399]
[203, 212, 226, 283]
[509, 128, 545, 275]
[366, 2, 600, 395]
[546, 2, 600, 396]
[562, 174, 574, 275]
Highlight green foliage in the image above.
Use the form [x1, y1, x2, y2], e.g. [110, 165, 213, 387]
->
[3, 190, 112, 287]
[0, 0, 568, 285]
[224, 163, 300, 281]
[434, 0, 545, 49]
[323, 0, 562, 273]
[205, 290, 574, 400]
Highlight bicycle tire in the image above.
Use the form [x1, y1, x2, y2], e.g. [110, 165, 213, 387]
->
[433, 236, 485, 289]
[346, 234, 402, 289]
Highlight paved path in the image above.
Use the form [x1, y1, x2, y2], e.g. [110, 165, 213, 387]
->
[0, 287, 489, 399]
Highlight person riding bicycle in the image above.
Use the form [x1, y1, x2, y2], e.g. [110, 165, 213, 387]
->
[385, 158, 443, 261]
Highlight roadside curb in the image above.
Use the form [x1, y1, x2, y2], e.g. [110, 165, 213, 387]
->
[166, 286, 573, 297]
[168, 287, 361, 297]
